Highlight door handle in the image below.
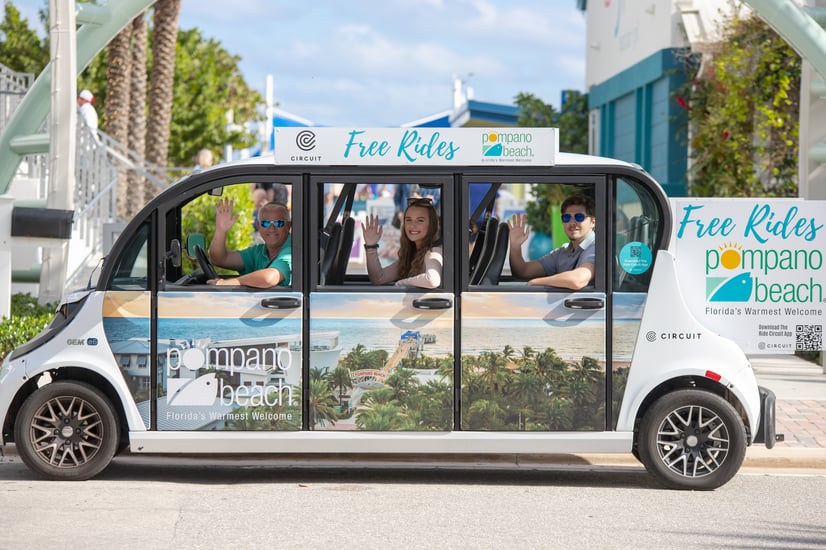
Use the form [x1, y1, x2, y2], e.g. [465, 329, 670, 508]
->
[563, 297, 604, 310]
[260, 297, 301, 309]
[412, 297, 452, 310]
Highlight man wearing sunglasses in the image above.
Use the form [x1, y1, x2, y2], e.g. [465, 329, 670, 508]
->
[208, 198, 292, 288]
[508, 193, 595, 290]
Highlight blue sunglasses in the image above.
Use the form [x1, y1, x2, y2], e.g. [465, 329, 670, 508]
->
[561, 212, 588, 223]
[259, 219, 287, 228]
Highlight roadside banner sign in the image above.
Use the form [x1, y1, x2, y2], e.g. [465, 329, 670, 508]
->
[671, 198, 825, 354]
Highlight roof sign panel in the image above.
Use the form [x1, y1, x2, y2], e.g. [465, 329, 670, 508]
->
[274, 127, 558, 166]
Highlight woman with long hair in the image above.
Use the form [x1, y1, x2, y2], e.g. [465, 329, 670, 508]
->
[361, 197, 442, 288]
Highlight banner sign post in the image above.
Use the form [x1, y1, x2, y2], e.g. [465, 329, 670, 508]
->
[671, 198, 825, 354]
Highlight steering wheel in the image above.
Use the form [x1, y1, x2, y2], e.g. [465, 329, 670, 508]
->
[193, 244, 218, 281]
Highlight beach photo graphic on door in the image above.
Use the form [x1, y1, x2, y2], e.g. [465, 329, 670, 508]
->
[309, 293, 454, 431]
[103, 291, 152, 429]
[153, 291, 303, 431]
[460, 292, 606, 431]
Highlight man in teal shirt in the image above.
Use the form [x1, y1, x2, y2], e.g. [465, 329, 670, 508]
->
[208, 199, 292, 288]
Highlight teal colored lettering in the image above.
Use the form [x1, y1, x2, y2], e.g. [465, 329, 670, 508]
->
[744, 204, 824, 243]
[343, 130, 390, 159]
[397, 129, 459, 162]
[754, 276, 823, 303]
[676, 204, 735, 239]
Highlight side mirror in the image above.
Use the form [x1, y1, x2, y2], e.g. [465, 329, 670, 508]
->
[166, 239, 182, 268]
[186, 233, 206, 259]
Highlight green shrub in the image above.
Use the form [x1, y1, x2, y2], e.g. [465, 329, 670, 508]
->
[0, 293, 56, 363]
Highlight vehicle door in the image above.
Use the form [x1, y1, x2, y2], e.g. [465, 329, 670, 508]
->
[151, 174, 303, 432]
[460, 176, 608, 431]
[308, 175, 455, 431]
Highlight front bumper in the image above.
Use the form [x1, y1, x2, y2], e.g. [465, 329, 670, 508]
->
[753, 386, 783, 449]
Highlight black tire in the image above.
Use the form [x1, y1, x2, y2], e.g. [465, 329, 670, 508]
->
[14, 381, 120, 481]
[638, 389, 746, 490]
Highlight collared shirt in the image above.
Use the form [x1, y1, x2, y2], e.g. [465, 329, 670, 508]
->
[537, 231, 596, 279]
[238, 235, 292, 286]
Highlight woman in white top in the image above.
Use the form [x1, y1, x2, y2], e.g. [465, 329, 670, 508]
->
[361, 197, 443, 288]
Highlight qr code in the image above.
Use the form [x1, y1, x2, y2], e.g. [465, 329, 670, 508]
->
[795, 324, 823, 351]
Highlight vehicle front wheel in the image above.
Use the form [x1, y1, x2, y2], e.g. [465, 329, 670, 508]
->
[14, 381, 119, 481]
[638, 389, 746, 490]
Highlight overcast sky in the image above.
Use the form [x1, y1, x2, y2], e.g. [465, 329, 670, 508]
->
[12, 0, 586, 127]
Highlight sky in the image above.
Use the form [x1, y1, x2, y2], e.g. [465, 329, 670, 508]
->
[12, 1, 587, 127]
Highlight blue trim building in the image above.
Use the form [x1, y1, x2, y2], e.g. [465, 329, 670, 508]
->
[588, 48, 691, 196]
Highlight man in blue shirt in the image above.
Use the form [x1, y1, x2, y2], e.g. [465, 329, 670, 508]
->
[208, 199, 292, 288]
[508, 193, 596, 290]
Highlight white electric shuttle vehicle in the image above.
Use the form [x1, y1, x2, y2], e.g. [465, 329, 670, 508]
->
[0, 128, 778, 489]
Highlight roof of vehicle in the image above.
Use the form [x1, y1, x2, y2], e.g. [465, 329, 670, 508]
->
[190, 150, 641, 172]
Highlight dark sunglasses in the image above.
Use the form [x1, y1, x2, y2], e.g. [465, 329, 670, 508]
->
[561, 212, 588, 223]
[407, 197, 434, 207]
[259, 219, 287, 228]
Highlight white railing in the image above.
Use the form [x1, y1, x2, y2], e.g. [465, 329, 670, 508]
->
[2, 59, 183, 292]
[67, 125, 180, 289]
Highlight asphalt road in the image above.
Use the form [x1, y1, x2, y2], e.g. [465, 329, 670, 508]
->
[2, 450, 826, 549]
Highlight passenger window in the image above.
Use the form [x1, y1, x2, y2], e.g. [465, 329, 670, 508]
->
[468, 181, 596, 290]
[614, 177, 661, 292]
[318, 182, 443, 289]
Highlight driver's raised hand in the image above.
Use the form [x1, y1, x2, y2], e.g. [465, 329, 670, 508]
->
[215, 198, 239, 234]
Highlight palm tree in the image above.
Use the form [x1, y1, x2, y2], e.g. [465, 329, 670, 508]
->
[541, 396, 574, 430]
[508, 371, 545, 409]
[386, 367, 417, 403]
[308, 377, 338, 429]
[128, 12, 151, 208]
[356, 402, 405, 431]
[362, 387, 395, 405]
[420, 380, 453, 430]
[435, 354, 454, 382]
[105, 22, 132, 219]
[145, 0, 181, 172]
[478, 351, 511, 396]
[330, 365, 352, 407]
[467, 398, 506, 430]
[342, 343, 367, 371]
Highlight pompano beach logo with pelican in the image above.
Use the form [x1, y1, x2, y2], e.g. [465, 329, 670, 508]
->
[706, 242, 752, 302]
[704, 240, 823, 304]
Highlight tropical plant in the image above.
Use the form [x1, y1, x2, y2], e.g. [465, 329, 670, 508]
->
[356, 401, 406, 431]
[144, 0, 181, 175]
[679, 15, 800, 197]
[330, 365, 353, 407]
[180, 183, 254, 272]
[307, 376, 338, 429]
[0, 1, 47, 74]
[0, 293, 55, 363]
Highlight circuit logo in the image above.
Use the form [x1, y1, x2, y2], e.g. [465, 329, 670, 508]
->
[295, 130, 316, 151]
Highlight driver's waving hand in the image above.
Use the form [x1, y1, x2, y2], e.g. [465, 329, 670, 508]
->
[207, 198, 292, 287]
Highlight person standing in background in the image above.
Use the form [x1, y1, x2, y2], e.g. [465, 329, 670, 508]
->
[77, 89, 99, 142]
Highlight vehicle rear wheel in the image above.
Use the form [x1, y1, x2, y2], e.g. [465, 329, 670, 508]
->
[14, 381, 119, 481]
[638, 389, 746, 490]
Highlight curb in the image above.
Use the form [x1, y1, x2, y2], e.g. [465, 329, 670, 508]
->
[575, 447, 826, 470]
[4, 446, 826, 471]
